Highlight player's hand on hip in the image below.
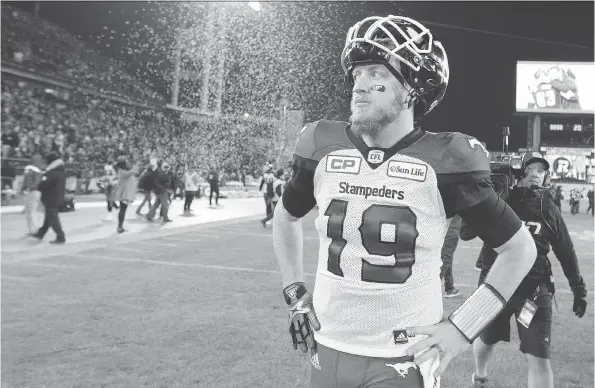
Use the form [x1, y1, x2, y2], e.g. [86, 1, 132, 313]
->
[283, 282, 321, 353]
[404, 320, 471, 378]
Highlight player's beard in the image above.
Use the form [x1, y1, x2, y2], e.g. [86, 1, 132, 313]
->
[349, 94, 403, 137]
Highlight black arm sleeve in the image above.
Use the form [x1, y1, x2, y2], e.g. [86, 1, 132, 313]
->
[275, 184, 283, 197]
[282, 155, 317, 218]
[547, 199, 586, 296]
[259, 178, 264, 191]
[458, 188, 523, 248]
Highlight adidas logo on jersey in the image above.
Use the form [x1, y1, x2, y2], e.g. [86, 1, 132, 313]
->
[393, 330, 410, 344]
[387, 161, 428, 182]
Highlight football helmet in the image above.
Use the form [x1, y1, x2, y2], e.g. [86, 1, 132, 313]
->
[342, 15, 449, 120]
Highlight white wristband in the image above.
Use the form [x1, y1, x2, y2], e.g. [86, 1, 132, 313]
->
[448, 283, 506, 342]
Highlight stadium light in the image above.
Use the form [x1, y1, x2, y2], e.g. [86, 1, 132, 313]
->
[248, 2, 261, 12]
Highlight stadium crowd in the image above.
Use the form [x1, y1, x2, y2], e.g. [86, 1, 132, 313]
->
[1, 3, 286, 199]
[1, 75, 280, 193]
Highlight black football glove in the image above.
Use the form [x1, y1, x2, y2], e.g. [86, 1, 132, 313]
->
[572, 281, 587, 318]
[572, 292, 587, 318]
[283, 282, 321, 353]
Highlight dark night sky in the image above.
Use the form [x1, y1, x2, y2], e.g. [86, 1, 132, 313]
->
[5, 1, 594, 151]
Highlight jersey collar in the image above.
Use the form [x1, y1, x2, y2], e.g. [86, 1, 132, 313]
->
[345, 125, 425, 169]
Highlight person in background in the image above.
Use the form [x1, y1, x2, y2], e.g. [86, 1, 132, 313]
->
[586, 187, 593, 216]
[146, 161, 172, 223]
[113, 155, 141, 233]
[569, 189, 581, 215]
[32, 152, 66, 244]
[183, 164, 200, 213]
[22, 154, 44, 235]
[97, 163, 118, 221]
[260, 168, 285, 228]
[440, 214, 462, 297]
[135, 163, 154, 216]
[472, 152, 587, 388]
[259, 163, 275, 218]
[207, 166, 220, 207]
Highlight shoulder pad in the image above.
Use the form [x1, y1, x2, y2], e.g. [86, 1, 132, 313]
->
[430, 132, 490, 175]
[294, 120, 354, 162]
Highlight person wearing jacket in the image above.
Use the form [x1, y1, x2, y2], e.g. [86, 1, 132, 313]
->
[135, 164, 155, 216]
[22, 154, 44, 235]
[207, 167, 220, 207]
[569, 189, 582, 215]
[146, 162, 172, 223]
[32, 152, 66, 244]
[183, 165, 200, 212]
[259, 164, 275, 217]
[96, 164, 118, 221]
[260, 168, 285, 227]
[472, 152, 587, 388]
[113, 155, 141, 233]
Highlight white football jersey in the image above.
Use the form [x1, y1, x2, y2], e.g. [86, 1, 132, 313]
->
[285, 120, 491, 358]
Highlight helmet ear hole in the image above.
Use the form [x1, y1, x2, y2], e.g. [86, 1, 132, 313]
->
[426, 78, 439, 87]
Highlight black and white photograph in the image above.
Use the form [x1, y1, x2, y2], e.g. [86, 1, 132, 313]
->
[1, 2, 593, 388]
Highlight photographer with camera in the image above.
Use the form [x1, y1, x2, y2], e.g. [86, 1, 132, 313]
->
[471, 152, 587, 388]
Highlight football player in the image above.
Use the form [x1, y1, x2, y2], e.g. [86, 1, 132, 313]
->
[260, 163, 276, 224]
[273, 15, 537, 388]
[472, 152, 587, 388]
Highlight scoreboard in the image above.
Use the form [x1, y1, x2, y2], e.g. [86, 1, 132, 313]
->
[538, 116, 594, 182]
[541, 116, 593, 150]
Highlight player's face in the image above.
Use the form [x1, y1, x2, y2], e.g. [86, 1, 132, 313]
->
[520, 161, 547, 187]
[349, 60, 408, 137]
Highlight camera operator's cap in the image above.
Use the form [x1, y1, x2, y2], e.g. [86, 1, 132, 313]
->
[522, 151, 550, 170]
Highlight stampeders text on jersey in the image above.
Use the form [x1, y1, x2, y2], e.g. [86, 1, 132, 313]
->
[338, 182, 405, 200]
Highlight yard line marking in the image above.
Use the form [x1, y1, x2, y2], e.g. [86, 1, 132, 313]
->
[20, 262, 79, 269]
[105, 245, 157, 254]
[70, 253, 318, 277]
[128, 240, 177, 247]
[160, 234, 221, 241]
[163, 231, 319, 241]
[455, 282, 577, 295]
[4, 251, 587, 296]
[1, 275, 37, 282]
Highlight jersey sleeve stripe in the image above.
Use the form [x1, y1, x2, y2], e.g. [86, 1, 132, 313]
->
[294, 154, 319, 172]
[436, 170, 490, 184]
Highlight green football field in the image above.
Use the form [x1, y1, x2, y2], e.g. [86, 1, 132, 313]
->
[2, 206, 593, 388]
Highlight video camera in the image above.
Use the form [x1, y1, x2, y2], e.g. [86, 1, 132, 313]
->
[489, 126, 523, 199]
